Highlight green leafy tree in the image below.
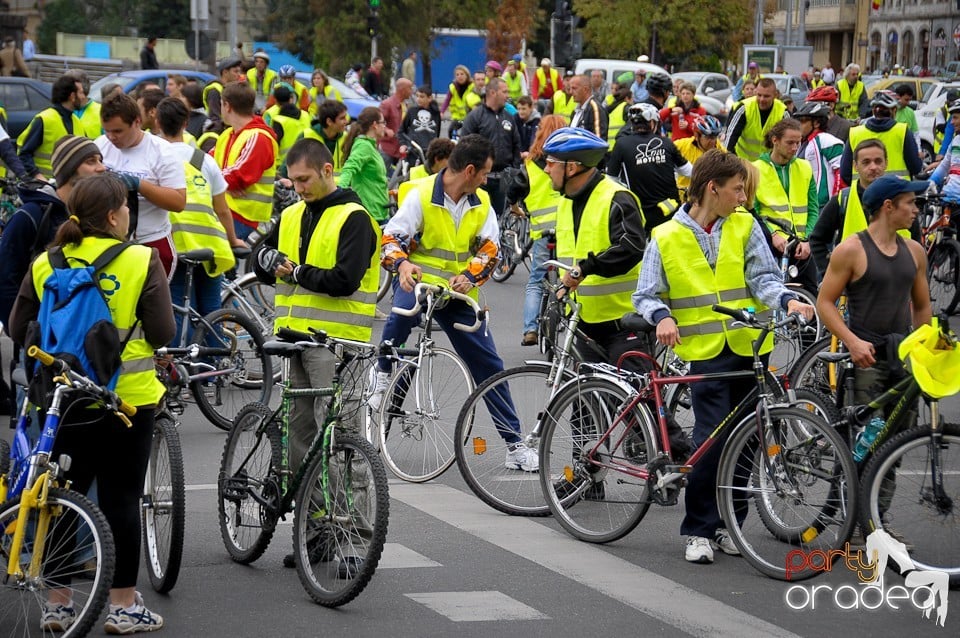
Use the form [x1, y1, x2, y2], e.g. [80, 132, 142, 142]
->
[141, 0, 191, 39]
[37, 0, 190, 52]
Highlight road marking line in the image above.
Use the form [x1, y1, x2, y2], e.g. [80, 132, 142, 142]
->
[405, 591, 548, 621]
[391, 482, 803, 638]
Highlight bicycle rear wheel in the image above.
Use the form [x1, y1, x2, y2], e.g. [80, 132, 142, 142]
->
[0, 488, 115, 638]
[141, 414, 185, 593]
[768, 287, 823, 375]
[455, 364, 574, 516]
[928, 238, 960, 315]
[293, 432, 389, 607]
[491, 212, 528, 283]
[378, 349, 473, 482]
[716, 406, 858, 581]
[190, 308, 274, 430]
[217, 403, 282, 564]
[787, 335, 837, 398]
[859, 422, 960, 586]
[539, 376, 656, 543]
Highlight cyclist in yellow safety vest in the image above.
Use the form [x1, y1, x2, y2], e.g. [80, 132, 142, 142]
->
[204, 56, 245, 133]
[810, 70, 826, 89]
[372, 134, 539, 471]
[266, 84, 312, 170]
[307, 69, 343, 119]
[442, 65, 476, 133]
[212, 82, 278, 242]
[549, 79, 577, 124]
[836, 63, 868, 121]
[154, 96, 242, 343]
[299, 99, 348, 179]
[17, 74, 84, 179]
[265, 65, 311, 113]
[674, 115, 724, 193]
[253, 137, 379, 486]
[633, 149, 814, 566]
[604, 72, 634, 150]
[246, 50, 277, 112]
[752, 118, 819, 294]
[66, 70, 102, 139]
[532, 58, 561, 101]
[504, 59, 526, 102]
[839, 90, 923, 184]
[725, 78, 787, 162]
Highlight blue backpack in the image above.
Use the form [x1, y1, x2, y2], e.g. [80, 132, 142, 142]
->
[31, 242, 133, 390]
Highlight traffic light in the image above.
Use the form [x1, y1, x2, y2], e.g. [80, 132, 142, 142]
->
[367, 13, 380, 38]
[369, 0, 381, 7]
[553, 16, 571, 66]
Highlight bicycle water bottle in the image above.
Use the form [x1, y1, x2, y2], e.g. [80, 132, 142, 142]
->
[852, 416, 885, 462]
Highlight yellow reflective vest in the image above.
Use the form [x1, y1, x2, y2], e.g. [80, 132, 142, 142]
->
[246, 68, 278, 100]
[552, 91, 576, 123]
[504, 71, 525, 101]
[18, 108, 83, 175]
[733, 97, 786, 162]
[606, 101, 627, 150]
[523, 159, 560, 240]
[839, 184, 911, 241]
[307, 85, 344, 118]
[836, 80, 865, 121]
[535, 67, 560, 97]
[213, 126, 278, 224]
[271, 110, 312, 168]
[848, 122, 909, 179]
[273, 200, 381, 342]
[555, 177, 642, 324]
[653, 212, 773, 361]
[76, 101, 101, 139]
[675, 136, 723, 191]
[170, 150, 236, 276]
[202, 81, 223, 112]
[31, 237, 165, 406]
[300, 128, 346, 177]
[753, 156, 814, 239]
[409, 174, 490, 300]
[448, 83, 475, 121]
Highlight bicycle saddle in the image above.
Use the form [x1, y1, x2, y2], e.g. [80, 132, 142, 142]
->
[816, 351, 851, 363]
[179, 248, 215, 265]
[620, 312, 655, 333]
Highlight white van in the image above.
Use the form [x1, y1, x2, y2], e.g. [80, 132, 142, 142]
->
[573, 58, 670, 84]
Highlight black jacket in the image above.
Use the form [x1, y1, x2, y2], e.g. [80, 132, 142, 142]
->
[571, 96, 608, 140]
[460, 103, 522, 172]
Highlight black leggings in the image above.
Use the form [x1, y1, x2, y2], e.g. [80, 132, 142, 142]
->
[52, 406, 154, 589]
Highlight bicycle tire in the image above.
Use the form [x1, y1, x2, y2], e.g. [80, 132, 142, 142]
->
[858, 422, 960, 586]
[0, 488, 115, 638]
[786, 335, 836, 398]
[491, 212, 527, 283]
[716, 406, 858, 581]
[768, 286, 823, 375]
[927, 238, 960, 315]
[221, 272, 275, 330]
[141, 414, 185, 594]
[190, 308, 274, 431]
[217, 402, 282, 564]
[0, 438, 9, 477]
[378, 348, 473, 482]
[293, 432, 389, 607]
[455, 364, 576, 516]
[539, 375, 656, 543]
[375, 268, 395, 319]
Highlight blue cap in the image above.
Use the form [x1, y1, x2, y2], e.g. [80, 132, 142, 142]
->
[861, 175, 929, 214]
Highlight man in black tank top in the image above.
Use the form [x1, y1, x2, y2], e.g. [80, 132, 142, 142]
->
[817, 175, 932, 405]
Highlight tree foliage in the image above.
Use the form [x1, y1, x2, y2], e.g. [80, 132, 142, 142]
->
[485, 0, 541, 63]
[573, 0, 752, 66]
[36, 0, 191, 53]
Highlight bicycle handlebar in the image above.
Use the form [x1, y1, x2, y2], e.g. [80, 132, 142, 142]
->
[712, 304, 807, 330]
[27, 346, 137, 420]
[392, 283, 485, 332]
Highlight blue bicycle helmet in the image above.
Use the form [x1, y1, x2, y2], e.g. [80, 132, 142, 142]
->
[695, 115, 722, 136]
[542, 127, 608, 167]
[279, 64, 297, 78]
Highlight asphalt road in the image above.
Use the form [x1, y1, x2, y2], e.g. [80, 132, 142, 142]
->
[1, 267, 957, 637]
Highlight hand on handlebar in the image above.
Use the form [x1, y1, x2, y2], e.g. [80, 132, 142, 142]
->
[398, 260, 422, 292]
[448, 274, 474, 294]
[772, 233, 788, 254]
[656, 316, 680, 347]
[794, 241, 811, 260]
[786, 298, 815, 322]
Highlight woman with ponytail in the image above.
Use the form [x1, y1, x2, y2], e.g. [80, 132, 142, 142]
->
[337, 105, 389, 222]
[9, 172, 174, 633]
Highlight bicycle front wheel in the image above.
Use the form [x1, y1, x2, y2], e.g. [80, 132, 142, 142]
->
[716, 407, 858, 581]
[787, 335, 837, 399]
[217, 403, 282, 564]
[456, 364, 574, 516]
[293, 432, 389, 607]
[141, 414, 185, 593]
[768, 287, 823, 375]
[928, 238, 960, 315]
[539, 376, 656, 544]
[859, 422, 960, 586]
[490, 212, 526, 283]
[190, 308, 274, 430]
[0, 488, 115, 638]
[378, 348, 473, 482]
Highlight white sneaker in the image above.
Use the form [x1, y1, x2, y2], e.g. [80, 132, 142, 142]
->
[713, 529, 741, 556]
[504, 443, 539, 472]
[684, 536, 714, 564]
[367, 370, 392, 412]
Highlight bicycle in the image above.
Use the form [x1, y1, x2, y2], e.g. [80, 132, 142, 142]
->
[490, 203, 532, 283]
[163, 247, 274, 430]
[373, 283, 482, 482]
[0, 176, 21, 229]
[0, 346, 120, 636]
[217, 328, 389, 607]
[919, 193, 960, 315]
[538, 306, 858, 581]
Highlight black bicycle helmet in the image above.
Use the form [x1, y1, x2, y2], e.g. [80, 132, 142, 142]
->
[542, 127, 609, 167]
[794, 101, 831, 121]
[870, 89, 898, 109]
[627, 102, 660, 126]
[645, 72, 672, 97]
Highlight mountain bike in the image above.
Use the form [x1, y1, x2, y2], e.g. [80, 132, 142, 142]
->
[0, 346, 119, 636]
[490, 203, 532, 283]
[920, 193, 960, 315]
[217, 329, 388, 607]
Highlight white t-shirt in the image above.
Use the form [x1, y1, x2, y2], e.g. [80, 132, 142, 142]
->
[167, 141, 228, 196]
[96, 132, 186, 244]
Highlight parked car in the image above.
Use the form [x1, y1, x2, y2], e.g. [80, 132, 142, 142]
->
[88, 70, 216, 103]
[295, 72, 380, 120]
[671, 71, 732, 104]
[695, 94, 728, 120]
[916, 81, 960, 163]
[769, 74, 809, 103]
[573, 58, 670, 85]
[865, 76, 938, 102]
[0, 77, 52, 138]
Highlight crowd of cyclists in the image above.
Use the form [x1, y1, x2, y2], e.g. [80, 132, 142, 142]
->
[0, 44, 957, 632]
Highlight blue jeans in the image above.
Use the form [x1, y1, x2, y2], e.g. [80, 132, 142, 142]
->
[169, 262, 224, 346]
[522, 236, 551, 334]
[377, 279, 521, 444]
[234, 219, 255, 242]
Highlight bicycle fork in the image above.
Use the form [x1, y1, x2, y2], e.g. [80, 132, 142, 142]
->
[925, 401, 954, 516]
[5, 472, 56, 581]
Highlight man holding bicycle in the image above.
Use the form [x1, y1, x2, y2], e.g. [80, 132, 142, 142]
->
[632, 150, 814, 565]
[253, 138, 380, 567]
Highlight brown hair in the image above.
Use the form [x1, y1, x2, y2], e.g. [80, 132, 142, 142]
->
[763, 118, 802, 148]
[687, 149, 748, 205]
[221, 81, 255, 115]
[54, 174, 128, 246]
[341, 106, 382, 163]
[100, 93, 141, 125]
[741, 158, 760, 209]
[529, 114, 567, 161]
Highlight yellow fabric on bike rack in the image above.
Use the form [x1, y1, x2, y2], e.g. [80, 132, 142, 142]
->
[898, 320, 960, 398]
